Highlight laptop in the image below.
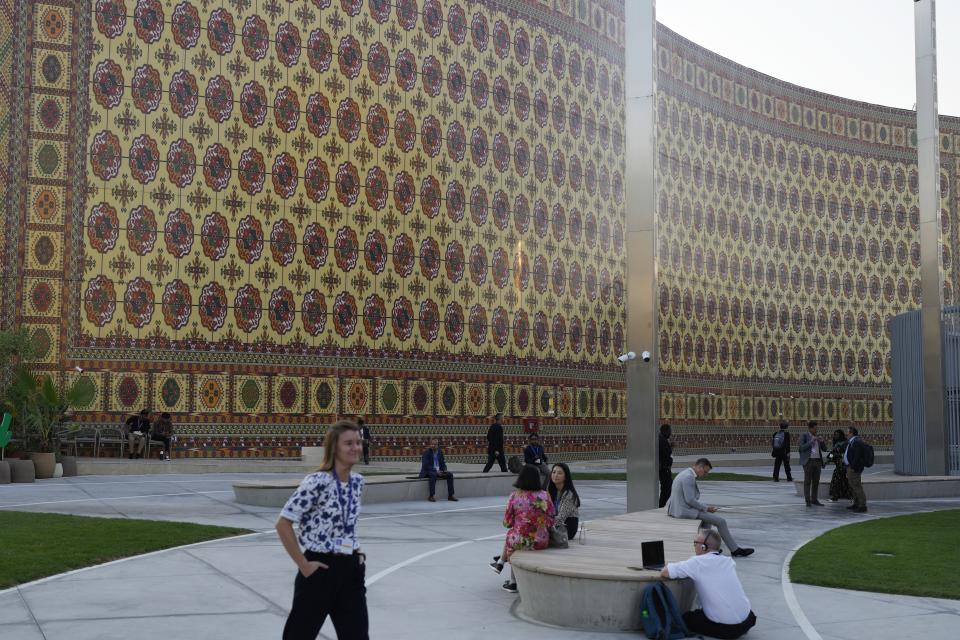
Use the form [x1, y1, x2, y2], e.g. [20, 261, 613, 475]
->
[641, 540, 666, 570]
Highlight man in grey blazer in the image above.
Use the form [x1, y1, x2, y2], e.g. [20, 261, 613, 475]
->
[798, 421, 826, 506]
[667, 458, 754, 557]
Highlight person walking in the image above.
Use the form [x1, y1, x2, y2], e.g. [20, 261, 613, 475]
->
[276, 420, 368, 640]
[482, 412, 507, 472]
[489, 465, 555, 593]
[798, 421, 826, 506]
[658, 423, 674, 508]
[770, 421, 793, 482]
[667, 458, 754, 557]
[357, 417, 371, 465]
[827, 429, 852, 501]
[844, 427, 868, 513]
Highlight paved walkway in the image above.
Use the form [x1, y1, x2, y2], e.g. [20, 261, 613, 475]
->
[1, 465, 957, 639]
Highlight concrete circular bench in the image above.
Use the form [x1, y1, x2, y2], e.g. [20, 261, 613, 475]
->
[510, 510, 700, 632]
[233, 472, 517, 507]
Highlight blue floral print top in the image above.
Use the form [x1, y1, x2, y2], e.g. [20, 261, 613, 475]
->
[280, 470, 364, 553]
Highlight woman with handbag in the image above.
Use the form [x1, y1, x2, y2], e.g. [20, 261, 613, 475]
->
[547, 462, 581, 543]
[489, 464, 555, 593]
[827, 429, 853, 502]
[276, 420, 368, 639]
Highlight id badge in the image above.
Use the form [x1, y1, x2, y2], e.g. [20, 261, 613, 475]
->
[334, 538, 354, 555]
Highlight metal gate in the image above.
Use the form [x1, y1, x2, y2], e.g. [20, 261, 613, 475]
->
[945, 308, 960, 475]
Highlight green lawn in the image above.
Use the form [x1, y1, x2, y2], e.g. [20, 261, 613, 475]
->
[0, 512, 250, 589]
[574, 471, 768, 482]
[790, 509, 960, 600]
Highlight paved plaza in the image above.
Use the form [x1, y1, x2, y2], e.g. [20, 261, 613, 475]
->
[1, 464, 958, 640]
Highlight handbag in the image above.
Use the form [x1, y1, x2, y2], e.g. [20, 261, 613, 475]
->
[548, 524, 569, 548]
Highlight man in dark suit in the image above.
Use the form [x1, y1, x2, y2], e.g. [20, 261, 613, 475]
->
[358, 417, 371, 465]
[658, 423, 674, 508]
[843, 427, 868, 512]
[771, 421, 793, 482]
[482, 413, 507, 472]
[798, 421, 826, 506]
[419, 438, 458, 502]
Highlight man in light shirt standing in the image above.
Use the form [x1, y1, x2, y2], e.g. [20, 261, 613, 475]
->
[799, 420, 826, 506]
[660, 529, 757, 639]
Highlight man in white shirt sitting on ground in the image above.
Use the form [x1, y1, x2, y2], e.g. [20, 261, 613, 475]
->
[660, 529, 757, 639]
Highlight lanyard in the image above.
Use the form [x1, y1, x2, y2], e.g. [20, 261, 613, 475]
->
[332, 469, 355, 534]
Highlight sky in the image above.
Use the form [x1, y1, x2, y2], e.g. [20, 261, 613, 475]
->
[656, 0, 959, 118]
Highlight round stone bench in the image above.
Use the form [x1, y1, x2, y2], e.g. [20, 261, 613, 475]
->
[510, 510, 701, 632]
[233, 472, 517, 507]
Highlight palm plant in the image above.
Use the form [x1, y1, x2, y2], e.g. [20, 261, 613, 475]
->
[4, 368, 94, 452]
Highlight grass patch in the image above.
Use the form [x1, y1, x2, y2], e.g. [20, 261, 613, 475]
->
[0, 511, 250, 589]
[790, 509, 960, 599]
[574, 472, 768, 482]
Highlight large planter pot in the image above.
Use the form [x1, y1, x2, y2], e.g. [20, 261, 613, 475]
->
[0, 460, 10, 484]
[10, 459, 35, 483]
[61, 455, 78, 477]
[29, 452, 56, 479]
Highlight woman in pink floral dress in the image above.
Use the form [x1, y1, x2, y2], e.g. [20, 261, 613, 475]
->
[490, 465, 555, 592]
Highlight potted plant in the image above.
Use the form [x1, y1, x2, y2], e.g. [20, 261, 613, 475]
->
[5, 368, 94, 479]
[0, 412, 11, 483]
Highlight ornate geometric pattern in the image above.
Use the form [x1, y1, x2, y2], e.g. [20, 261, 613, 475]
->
[655, 24, 958, 452]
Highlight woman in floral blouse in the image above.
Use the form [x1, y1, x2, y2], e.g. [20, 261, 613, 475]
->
[490, 464, 555, 593]
[277, 420, 368, 639]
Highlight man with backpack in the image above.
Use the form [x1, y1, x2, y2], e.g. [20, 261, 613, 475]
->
[843, 426, 871, 512]
[659, 529, 757, 639]
[771, 420, 793, 482]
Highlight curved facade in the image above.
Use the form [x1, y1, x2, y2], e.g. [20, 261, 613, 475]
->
[3, 3, 957, 459]
[656, 25, 959, 452]
[2, 0, 628, 459]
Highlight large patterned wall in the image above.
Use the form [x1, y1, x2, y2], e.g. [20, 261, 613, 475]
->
[2, 0, 629, 459]
[656, 25, 960, 452]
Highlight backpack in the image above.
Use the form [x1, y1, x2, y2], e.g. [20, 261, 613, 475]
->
[861, 440, 874, 468]
[772, 430, 786, 451]
[639, 581, 689, 640]
[507, 455, 523, 474]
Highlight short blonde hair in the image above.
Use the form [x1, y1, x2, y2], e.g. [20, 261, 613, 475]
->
[318, 420, 360, 471]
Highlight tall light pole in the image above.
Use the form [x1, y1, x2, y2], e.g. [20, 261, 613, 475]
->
[914, 0, 948, 475]
[624, 0, 659, 511]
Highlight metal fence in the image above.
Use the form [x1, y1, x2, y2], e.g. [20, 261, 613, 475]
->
[891, 306, 960, 476]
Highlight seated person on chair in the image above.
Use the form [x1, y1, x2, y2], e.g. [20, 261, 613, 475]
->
[124, 409, 151, 459]
[666, 457, 754, 557]
[151, 412, 173, 461]
[419, 438, 458, 502]
[660, 529, 757, 639]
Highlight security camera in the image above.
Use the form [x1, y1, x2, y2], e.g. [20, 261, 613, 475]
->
[617, 351, 636, 363]
[641, 351, 651, 362]
[74, 366, 84, 373]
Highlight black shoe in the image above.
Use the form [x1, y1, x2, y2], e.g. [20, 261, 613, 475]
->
[490, 561, 504, 574]
[846, 505, 859, 510]
[773, 478, 779, 482]
[812, 501, 824, 506]
[731, 547, 754, 557]
[501, 581, 518, 593]
[805, 501, 812, 507]
[853, 506, 868, 513]
[492, 555, 501, 562]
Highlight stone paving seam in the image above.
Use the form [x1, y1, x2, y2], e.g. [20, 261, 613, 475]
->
[13, 587, 48, 640]
[182, 549, 289, 616]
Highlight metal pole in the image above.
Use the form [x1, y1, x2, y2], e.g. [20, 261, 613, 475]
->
[914, 0, 947, 476]
[624, 0, 659, 511]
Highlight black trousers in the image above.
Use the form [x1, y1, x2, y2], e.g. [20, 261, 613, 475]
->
[362, 441, 370, 464]
[658, 467, 673, 508]
[683, 609, 756, 640]
[483, 449, 506, 472]
[423, 470, 455, 497]
[150, 435, 171, 455]
[564, 517, 579, 540]
[772, 453, 792, 480]
[283, 551, 368, 640]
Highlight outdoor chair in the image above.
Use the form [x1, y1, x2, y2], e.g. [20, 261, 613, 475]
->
[96, 426, 126, 458]
[66, 425, 99, 457]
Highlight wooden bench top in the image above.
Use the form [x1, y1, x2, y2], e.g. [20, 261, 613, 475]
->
[510, 509, 701, 580]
